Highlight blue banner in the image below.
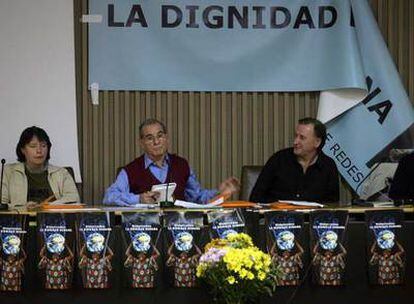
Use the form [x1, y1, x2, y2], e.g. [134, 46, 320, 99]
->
[320, 0, 414, 195]
[88, 0, 365, 92]
[88, 0, 414, 196]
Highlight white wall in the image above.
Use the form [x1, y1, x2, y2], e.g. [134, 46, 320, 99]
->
[0, 0, 80, 181]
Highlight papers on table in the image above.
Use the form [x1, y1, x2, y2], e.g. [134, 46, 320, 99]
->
[47, 201, 82, 205]
[174, 198, 224, 209]
[40, 205, 99, 211]
[278, 201, 324, 208]
[40, 202, 87, 210]
[130, 203, 158, 208]
[101, 204, 158, 212]
[119, 204, 159, 210]
[370, 201, 395, 207]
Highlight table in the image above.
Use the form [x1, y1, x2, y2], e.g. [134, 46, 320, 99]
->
[0, 205, 413, 304]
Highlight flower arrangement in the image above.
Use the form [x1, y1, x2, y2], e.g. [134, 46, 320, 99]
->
[197, 233, 279, 304]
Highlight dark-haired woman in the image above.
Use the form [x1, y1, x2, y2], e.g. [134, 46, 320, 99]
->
[1, 126, 79, 208]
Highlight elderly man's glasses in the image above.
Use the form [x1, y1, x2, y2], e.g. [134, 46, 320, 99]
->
[142, 132, 166, 143]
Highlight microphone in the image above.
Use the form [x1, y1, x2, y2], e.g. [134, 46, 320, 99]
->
[161, 167, 174, 208]
[0, 159, 9, 210]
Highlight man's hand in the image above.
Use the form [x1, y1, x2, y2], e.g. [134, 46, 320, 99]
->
[140, 191, 160, 204]
[41, 195, 56, 204]
[26, 201, 39, 209]
[218, 177, 240, 199]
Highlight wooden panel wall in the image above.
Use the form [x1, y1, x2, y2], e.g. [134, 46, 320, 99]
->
[73, 0, 414, 204]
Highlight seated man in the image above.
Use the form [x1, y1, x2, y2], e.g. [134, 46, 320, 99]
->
[103, 119, 239, 206]
[389, 152, 414, 200]
[250, 118, 339, 204]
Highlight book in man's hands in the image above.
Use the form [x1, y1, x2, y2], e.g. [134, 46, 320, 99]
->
[151, 182, 177, 205]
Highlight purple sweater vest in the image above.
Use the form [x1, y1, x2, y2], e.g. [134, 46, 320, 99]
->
[124, 154, 190, 200]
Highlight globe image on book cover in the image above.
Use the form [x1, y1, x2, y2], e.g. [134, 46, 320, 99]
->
[320, 231, 338, 250]
[221, 229, 237, 239]
[2, 235, 21, 255]
[132, 232, 151, 252]
[276, 231, 295, 251]
[174, 232, 193, 252]
[376, 230, 395, 250]
[86, 233, 105, 253]
[46, 233, 65, 254]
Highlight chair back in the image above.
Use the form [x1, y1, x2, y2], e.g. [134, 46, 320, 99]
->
[64, 166, 82, 199]
[239, 165, 263, 201]
[64, 166, 75, 180]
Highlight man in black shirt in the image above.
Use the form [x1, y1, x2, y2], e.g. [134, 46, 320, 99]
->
[250, 118, 339, 204]
[389, 152, 414, 200]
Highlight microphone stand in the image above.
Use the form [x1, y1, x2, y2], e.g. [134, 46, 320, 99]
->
[0, 159, 9, 210]
[161, 167, 174, 208]
[161, 180, 174, 208]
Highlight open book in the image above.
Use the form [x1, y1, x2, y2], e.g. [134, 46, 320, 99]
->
[151, 183, 177, 204]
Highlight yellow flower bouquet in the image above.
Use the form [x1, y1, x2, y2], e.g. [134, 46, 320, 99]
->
[197, 233, 279, 304]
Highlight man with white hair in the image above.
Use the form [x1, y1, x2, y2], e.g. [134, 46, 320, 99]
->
[104, 118, 239, 206]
